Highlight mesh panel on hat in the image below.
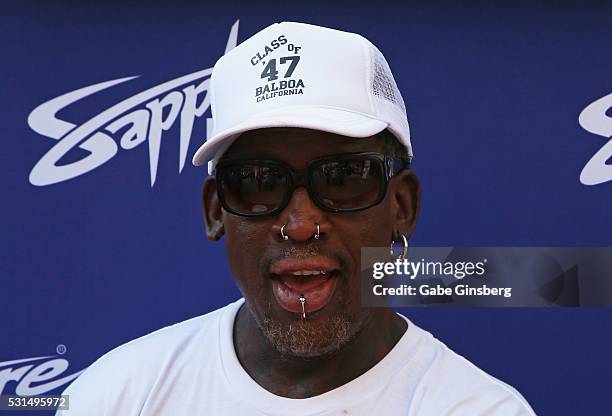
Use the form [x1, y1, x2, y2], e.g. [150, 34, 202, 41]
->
[370, 46, 406, 115]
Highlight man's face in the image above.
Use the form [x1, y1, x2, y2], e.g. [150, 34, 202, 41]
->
[204, 128, 418, 358]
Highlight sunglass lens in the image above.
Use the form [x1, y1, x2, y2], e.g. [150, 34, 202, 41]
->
[220, 164, 288, 215]
[311, 157, 384, 210]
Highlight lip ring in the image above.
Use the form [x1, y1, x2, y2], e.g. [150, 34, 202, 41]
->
[272, 276, 338, 316]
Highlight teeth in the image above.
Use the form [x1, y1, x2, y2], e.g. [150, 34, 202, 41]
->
[291, 270, 327, 276]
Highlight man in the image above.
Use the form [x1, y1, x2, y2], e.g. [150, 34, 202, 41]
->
[58, 22, 535, 415]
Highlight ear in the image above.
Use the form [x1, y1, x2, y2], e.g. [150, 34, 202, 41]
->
[202, 176, 224, 241]
[389, 170, 421, 240]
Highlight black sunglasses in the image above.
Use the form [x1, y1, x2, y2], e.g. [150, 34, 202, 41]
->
[215, 152, 410, 217]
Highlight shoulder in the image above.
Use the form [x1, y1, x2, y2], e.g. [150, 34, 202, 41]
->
[406, 320, 536, 415]
[57, 301, 240, 415]
[86, 304, 225, 375]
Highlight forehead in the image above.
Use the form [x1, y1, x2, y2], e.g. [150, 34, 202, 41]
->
[223, 128, 385, 165]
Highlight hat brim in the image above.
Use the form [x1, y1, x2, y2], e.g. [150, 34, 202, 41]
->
[191, 105, 388, 168]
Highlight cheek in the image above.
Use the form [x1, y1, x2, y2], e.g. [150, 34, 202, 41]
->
[334, 204, 393, 293]
[336, 204, 393, 257]
[223, 215, 271, 292]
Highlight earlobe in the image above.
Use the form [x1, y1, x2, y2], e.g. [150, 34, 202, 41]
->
[391, 170, 421, 240]
[202, 176, 225, 241]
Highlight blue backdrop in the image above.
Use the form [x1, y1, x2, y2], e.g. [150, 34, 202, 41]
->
[2, 1, 611, 415]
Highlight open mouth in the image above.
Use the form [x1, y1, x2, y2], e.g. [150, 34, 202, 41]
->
[270, 257, 340, 316]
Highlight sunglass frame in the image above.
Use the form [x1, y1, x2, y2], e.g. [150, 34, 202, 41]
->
[215, 152, 410, 217]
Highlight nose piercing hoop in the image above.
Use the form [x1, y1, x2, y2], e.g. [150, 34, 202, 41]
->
[279, 224, 321, 241]
[280, 224, 289, 241]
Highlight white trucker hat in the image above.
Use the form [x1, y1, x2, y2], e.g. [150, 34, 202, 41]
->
[192, 22, 411, 173]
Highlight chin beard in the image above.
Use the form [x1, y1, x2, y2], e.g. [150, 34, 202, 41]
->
[260, 313, 354, 358]
[257, 295, 360, 358]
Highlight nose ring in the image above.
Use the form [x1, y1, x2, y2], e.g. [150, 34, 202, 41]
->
[279, 224, 321, 241]
[280, 224, 289, 241]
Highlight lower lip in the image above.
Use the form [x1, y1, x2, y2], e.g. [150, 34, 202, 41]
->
[272, 274, 337, 316]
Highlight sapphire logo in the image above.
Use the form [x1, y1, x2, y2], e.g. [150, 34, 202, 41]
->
[0, 355, 84, 396]
[28, 21, 239, 187]
[578, 93, 612, 186]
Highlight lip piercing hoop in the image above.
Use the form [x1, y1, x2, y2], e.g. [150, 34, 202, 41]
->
[299, 294, 306, 319]
[314, 224, 320, 240]
[280, 224, 289, 241]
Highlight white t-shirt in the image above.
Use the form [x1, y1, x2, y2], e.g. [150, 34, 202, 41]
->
[57, 299, 535, 415]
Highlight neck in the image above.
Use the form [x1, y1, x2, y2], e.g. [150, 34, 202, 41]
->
[233, 303, 407, 398]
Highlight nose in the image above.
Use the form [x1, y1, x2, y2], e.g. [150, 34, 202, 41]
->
[273, 187, 331, 242]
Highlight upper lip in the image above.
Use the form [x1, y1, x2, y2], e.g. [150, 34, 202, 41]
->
[270, 256, 340, 276]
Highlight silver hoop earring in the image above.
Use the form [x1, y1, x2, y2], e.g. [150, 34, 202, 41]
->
[314, 223, 320, 240]
[280, 224, 289, 241]
[389, 234, 409, 260]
